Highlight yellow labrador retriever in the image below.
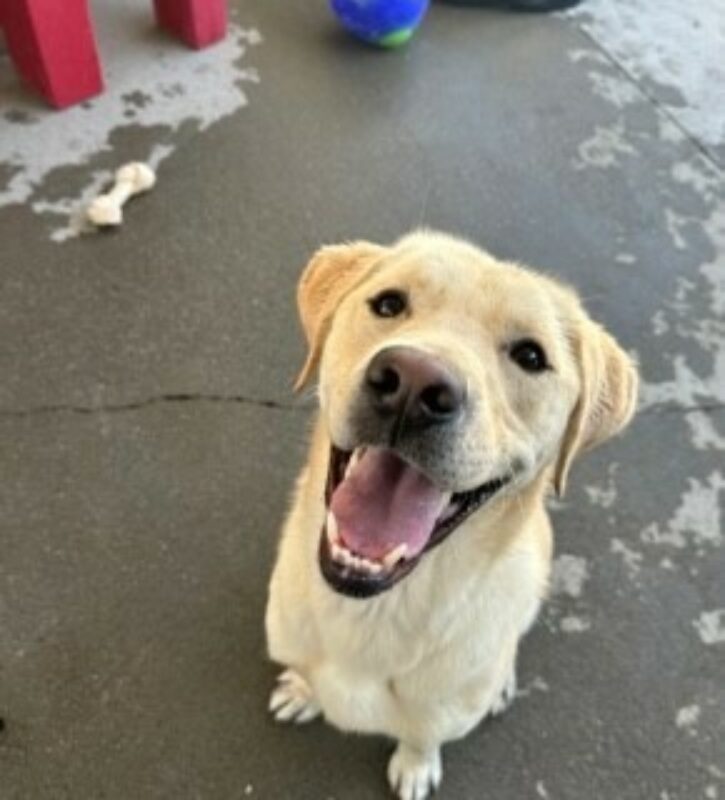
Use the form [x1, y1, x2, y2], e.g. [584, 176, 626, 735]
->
[266, 231, 637, 800]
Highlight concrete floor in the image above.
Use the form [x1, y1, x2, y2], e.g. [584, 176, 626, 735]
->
[1, 1, 723, 798]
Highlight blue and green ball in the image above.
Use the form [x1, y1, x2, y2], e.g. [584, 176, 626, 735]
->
[330, 0, 430, 47]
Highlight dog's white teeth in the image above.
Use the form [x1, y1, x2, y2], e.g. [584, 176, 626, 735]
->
[334, 543, 360, 569]
[437, 493, 458, 523]
[382, 544, 409, 570]
[356, 556, 383, 575]
[345, 448, 364, 477]
[331, 541, 348, 564]
[326, 511, 339, 544]
[329, 536, 384, 575]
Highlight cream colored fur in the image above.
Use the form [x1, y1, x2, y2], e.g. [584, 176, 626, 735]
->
[266, 231, 638, 800]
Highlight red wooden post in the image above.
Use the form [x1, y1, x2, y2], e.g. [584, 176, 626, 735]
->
[153, 0, 227, 49]
[0, 0, 104, 108]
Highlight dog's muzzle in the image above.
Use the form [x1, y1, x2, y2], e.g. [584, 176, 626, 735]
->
[316, 346, 510, 598]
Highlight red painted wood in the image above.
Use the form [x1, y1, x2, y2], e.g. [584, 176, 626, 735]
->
[0, 0, 104, 108]
[153, 0, 228, 49]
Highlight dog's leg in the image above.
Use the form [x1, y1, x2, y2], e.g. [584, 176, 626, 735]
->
[490, 597, 542, 717]
[269, 668, 321, 724]
[387, 742, 442, 800]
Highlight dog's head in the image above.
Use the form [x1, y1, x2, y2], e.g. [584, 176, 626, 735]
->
[295, 232, 637, 598]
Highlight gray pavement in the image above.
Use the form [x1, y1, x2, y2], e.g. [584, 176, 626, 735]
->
[1, 1, 723, 799]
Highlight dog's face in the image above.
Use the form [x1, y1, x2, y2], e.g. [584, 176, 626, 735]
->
[295, 232, 637, 598]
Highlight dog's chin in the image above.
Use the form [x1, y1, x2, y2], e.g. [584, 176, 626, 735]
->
[318, 445, 511, 599]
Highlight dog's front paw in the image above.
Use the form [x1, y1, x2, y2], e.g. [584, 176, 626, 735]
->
[269, 669, 321, 724]
[489, 667, 517, 717]
[387, 743, 442, 800]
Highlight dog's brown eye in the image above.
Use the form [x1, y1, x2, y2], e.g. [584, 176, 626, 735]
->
[369, 290, 407, 319]
[510, 339, 549, 373]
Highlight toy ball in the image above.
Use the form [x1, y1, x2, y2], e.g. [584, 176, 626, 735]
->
[330, 0, 430, 48]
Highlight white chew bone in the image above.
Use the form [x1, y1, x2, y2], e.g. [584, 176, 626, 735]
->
[86, 162, 156, 226]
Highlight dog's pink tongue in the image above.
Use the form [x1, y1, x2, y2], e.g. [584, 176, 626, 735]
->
[330, 448, 447, 561]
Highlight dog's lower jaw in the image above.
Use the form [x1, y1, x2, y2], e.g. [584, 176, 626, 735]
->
[319, 443, 514, 598]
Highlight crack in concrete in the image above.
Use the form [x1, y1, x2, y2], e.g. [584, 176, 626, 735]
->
[639, 402, 725, 417]
[0, 397, 722, 420]
[0, 392, 313, 419]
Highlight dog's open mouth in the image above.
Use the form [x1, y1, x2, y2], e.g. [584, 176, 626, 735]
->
[319, 446, 510, 598]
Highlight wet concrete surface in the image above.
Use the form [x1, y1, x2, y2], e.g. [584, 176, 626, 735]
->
[1, 1, 723, 798]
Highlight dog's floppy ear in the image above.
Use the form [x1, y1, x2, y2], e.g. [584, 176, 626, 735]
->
[553, 320, 638, 496]
[294, 241, 386, 391]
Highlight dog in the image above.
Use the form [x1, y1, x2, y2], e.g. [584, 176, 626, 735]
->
[265, 231, 638, 800]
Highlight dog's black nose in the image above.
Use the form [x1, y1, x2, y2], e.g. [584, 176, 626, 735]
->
[365, 346, 465, 426]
